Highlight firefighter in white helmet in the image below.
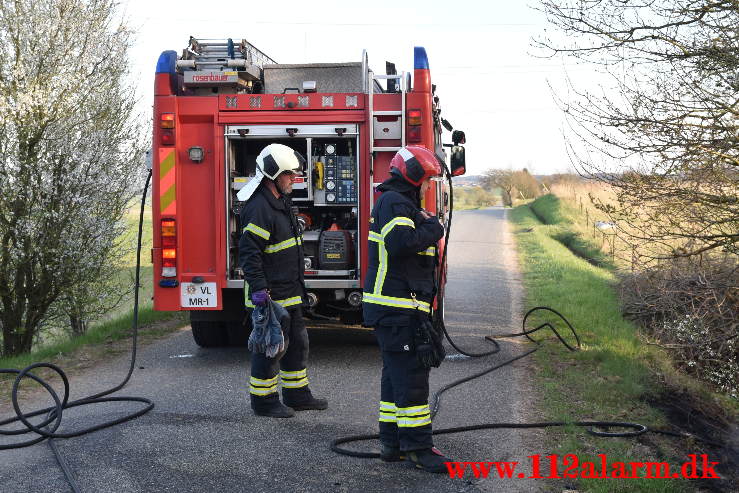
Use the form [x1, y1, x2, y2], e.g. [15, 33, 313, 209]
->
[237, 143, 327, 418]
[362, 145, 452, 472]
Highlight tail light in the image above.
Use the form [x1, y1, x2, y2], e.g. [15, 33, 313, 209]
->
[160, 113, 175, 128]
[160, 113, 175, 145]
[407, 125, 422, 142]
[407, 109, 422, 126]
[161, 219, 177, 277]
[407, 109, 422, 143]
[160, 131, 175, 146]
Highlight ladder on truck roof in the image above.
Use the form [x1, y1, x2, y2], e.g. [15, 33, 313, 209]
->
[177, 37, 276, 71]
[176, 37, 276, 90]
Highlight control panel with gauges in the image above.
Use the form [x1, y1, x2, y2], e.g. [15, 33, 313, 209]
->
[225, 130, 361, 316]
[312, 142, 357, 205]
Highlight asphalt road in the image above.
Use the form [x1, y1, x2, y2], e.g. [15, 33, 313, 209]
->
[0, 207, 544, 493]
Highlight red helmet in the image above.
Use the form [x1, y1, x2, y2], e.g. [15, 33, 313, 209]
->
[389, 145, 442, 186]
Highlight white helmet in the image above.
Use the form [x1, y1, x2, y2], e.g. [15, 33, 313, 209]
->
[257, 143, 305, 180]
[237, 143, 305, 201]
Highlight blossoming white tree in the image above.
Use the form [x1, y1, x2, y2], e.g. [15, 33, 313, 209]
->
[0, 0, 145, 355]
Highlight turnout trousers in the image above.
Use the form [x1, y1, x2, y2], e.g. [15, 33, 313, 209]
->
[375, 318, 433, 452]
[249, 307, 314, 410]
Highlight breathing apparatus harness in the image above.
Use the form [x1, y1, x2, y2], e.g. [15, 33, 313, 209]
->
[330, 161, 719, 459]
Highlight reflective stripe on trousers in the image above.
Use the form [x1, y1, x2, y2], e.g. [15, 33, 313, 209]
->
[249, 375, 278, 396]
[280, 368, 309, 389]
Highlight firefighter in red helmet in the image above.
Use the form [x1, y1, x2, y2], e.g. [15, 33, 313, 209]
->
[362, 145, 451, 472]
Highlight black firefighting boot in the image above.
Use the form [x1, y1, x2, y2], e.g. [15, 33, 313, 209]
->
[406, 447, 452, 473]
[380, 443, 406, 462]
[251, 394, 295, 418]
[282, 387, 328, 411]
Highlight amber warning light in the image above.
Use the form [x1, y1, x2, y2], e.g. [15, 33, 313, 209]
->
[160, 113, 175, 128]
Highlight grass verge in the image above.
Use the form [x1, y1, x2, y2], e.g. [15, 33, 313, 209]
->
[1, 308, 187, 387]
[510, 197, 734, 492]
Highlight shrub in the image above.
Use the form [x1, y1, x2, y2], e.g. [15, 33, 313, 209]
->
[620, 257, 739, 397]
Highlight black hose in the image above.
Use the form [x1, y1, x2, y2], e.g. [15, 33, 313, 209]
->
[0, 170, 154, 491]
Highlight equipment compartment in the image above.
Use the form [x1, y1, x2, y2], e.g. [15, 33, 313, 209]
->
[224, 126, 361, 300]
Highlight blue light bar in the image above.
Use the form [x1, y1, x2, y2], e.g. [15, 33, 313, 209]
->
[155, 50, 177, 74]
[414, 47, 429, 70]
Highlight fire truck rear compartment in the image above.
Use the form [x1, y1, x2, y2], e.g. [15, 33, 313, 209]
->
[225, 129, 362, 321]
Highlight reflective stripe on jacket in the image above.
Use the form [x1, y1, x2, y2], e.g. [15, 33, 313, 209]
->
[238, 184, 305, 308]
[362, 188, 444, 326]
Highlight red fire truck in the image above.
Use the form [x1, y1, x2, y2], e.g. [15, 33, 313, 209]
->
[151, 38, 466, 346]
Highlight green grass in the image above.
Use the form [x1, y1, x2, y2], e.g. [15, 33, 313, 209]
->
[530, 194, 615, 269]
[511, 197, 691, 492]
[0, 307, 186, 374]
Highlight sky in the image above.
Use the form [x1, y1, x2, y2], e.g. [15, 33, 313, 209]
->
[125, 0, 584, 176]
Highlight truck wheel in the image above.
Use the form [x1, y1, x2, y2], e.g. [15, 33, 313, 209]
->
[226, 319, 251, 347]
[191, 320, 228, 347]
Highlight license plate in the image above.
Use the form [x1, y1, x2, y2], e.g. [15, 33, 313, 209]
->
[180, 282, 218, 308]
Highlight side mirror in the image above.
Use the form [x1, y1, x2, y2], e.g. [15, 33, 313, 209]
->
[441, 118, 453, 132]
[451, 146, 466, 176]
[452, 130, 466, 145]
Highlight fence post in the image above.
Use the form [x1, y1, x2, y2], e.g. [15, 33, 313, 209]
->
[611, 236, 615, 259]
[585, 209, 589, 227]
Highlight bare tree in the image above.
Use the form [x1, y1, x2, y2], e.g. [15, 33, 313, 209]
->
[512, 168, 542, 200]
[0, 0, 145, 355]
[538, 0, 739, 261]
[483, 168, 543, 204]
[483, 169, 515, 206]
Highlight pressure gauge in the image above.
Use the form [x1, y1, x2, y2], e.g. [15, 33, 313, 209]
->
[326, 192, 336, 202]
[325, 144, 336, 155]
[326, 180, 336, 190]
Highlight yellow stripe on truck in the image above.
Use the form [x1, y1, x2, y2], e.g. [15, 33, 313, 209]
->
[159, 148, 176, 215]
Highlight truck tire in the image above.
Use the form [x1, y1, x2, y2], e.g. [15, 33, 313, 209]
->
[191, 320, 229, 347]
[226, 319, 251, 347]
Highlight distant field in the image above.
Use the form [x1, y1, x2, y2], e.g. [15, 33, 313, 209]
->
[549, 181, 641, 269]
[452, 185, 500, 210]
[548, 180, 726, 268]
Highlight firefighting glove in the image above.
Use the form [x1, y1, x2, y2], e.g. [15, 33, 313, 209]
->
[251, 289, 269, 307]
